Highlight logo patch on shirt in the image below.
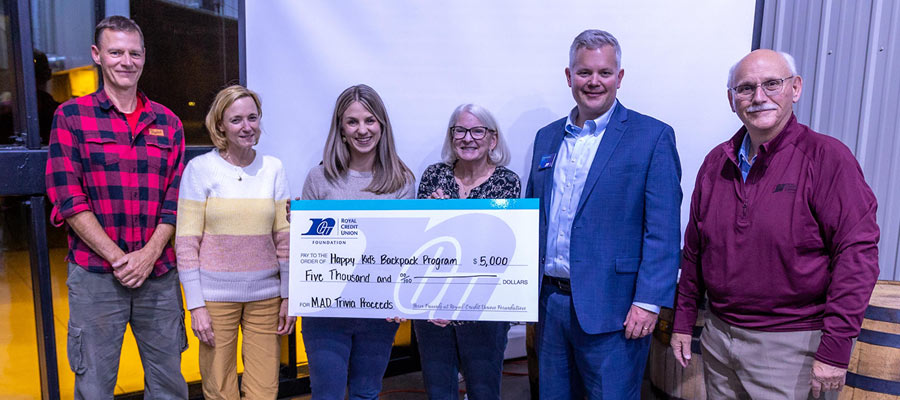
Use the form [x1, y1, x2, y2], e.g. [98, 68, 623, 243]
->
[148, 128, 164, 136]
[539, 154, 555, 170]
[774, 183, 797, 193]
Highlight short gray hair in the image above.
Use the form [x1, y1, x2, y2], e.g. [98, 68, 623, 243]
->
[727, 51, 798, 87]
[569, 29, 621, 69]
[441, 104, 511, 167]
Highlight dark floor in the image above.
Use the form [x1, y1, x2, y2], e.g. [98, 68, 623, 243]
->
[288, 358, 532, 399]
[284, 359, 674, 400]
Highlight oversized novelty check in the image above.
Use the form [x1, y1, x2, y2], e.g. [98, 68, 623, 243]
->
[289, 199, 538, 322]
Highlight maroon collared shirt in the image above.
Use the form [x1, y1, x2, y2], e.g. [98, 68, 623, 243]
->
[45, 89, 185, 276]
[673, 115, 879, 368]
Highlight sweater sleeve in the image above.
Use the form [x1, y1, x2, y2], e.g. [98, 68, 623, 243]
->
[811, 145, 880, 368]
[397, 176, 416, 199]
[301, 166, 323, 200]
[174, 158, 208, 310]
[272, 161, 291, 298]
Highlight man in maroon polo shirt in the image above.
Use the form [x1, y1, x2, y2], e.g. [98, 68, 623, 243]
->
[671, 49, 879, 399]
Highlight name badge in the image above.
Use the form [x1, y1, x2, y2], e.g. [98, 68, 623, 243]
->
[539, 154, 555, 170]
[148, 128, 164, 136]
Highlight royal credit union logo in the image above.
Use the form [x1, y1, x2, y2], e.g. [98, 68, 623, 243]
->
[302, 218, 336, 236]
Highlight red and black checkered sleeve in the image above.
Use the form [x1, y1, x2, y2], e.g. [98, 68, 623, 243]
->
[45, 106, 91, 227]
[159, 116, 185, 226]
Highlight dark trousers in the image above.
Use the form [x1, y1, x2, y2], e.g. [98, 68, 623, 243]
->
[301, 317, 399, 400]
[413, 320, 510, 400]
[66, 264, 188, 400]
[537, 282, 650, 400]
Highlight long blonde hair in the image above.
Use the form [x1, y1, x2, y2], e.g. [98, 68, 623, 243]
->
[322, 84, 413, 194]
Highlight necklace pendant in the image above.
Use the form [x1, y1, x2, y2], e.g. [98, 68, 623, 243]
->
[238, 176, 242, 181]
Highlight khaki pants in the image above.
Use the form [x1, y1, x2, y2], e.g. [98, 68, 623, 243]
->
[701, 313, 837, 400]
[199, 297, 281, 400]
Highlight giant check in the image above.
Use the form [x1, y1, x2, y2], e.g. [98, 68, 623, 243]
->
[289, 199, 539, 322]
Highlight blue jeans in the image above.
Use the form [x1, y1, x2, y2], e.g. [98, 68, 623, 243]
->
[301, 317, 399, 400]
[413, 320, 510, 400]
[66, 263, 188, 400]
[537, 282, 650, 400]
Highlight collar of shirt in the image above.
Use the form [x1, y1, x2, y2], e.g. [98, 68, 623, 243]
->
[96, 88, 151, 113]
[96, 89, 157, 141]
[738, 132, 756, 181]
[564, 100, 617, 139]
[725, 113, 802, 166]
[544, 100, 617, 280]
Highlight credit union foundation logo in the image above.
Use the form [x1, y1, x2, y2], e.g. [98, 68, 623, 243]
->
[302, 218, 336, 236]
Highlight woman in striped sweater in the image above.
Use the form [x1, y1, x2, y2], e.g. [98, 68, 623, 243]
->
[300, 84, 415, 400]
[175, 85, 294, 400]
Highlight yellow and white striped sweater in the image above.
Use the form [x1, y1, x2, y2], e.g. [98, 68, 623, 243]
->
[175, 149, 290, 310]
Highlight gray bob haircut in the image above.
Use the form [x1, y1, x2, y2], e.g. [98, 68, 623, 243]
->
[441, 104, 511, 167]
[569, 29, 621, 69]
[727, 51, 798, 87]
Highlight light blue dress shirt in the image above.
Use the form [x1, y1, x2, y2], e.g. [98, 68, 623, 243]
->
[738, 133, 756, 181]
[544, 101, 658, 313]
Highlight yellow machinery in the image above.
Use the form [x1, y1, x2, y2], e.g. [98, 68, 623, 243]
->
[49, 65, 98, 102]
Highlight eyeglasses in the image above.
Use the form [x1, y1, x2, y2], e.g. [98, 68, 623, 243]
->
[730, 76, 794, 99]
[450, 126, 494, 140]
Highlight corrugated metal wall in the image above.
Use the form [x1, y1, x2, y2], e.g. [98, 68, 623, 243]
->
[759, 0, 900, 280]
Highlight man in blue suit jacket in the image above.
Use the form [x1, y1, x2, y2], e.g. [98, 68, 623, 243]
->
[525, 30, 682, 399]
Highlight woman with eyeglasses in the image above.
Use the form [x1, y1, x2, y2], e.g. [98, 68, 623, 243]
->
[299, 84, 415, 400]
[414, 104, 520, 400]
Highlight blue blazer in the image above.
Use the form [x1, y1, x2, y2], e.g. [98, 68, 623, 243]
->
[525, 102, 682, 334]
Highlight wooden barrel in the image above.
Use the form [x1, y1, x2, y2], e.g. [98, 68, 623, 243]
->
[840, 280, 900, 399]
[646, 306, 706, 400]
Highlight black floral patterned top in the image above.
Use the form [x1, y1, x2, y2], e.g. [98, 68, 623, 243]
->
[416, 162, 521, 200]
[416, 162, 521, 326]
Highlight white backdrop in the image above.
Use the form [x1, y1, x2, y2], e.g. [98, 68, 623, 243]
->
[247, 1, 757, 230]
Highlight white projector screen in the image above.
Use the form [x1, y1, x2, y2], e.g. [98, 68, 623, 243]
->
[247, 1, 757, 230]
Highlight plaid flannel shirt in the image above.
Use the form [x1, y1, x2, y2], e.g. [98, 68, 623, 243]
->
[45, 89, 185, 276]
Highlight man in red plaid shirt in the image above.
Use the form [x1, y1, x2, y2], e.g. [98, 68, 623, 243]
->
[45, 16, 187, 399]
